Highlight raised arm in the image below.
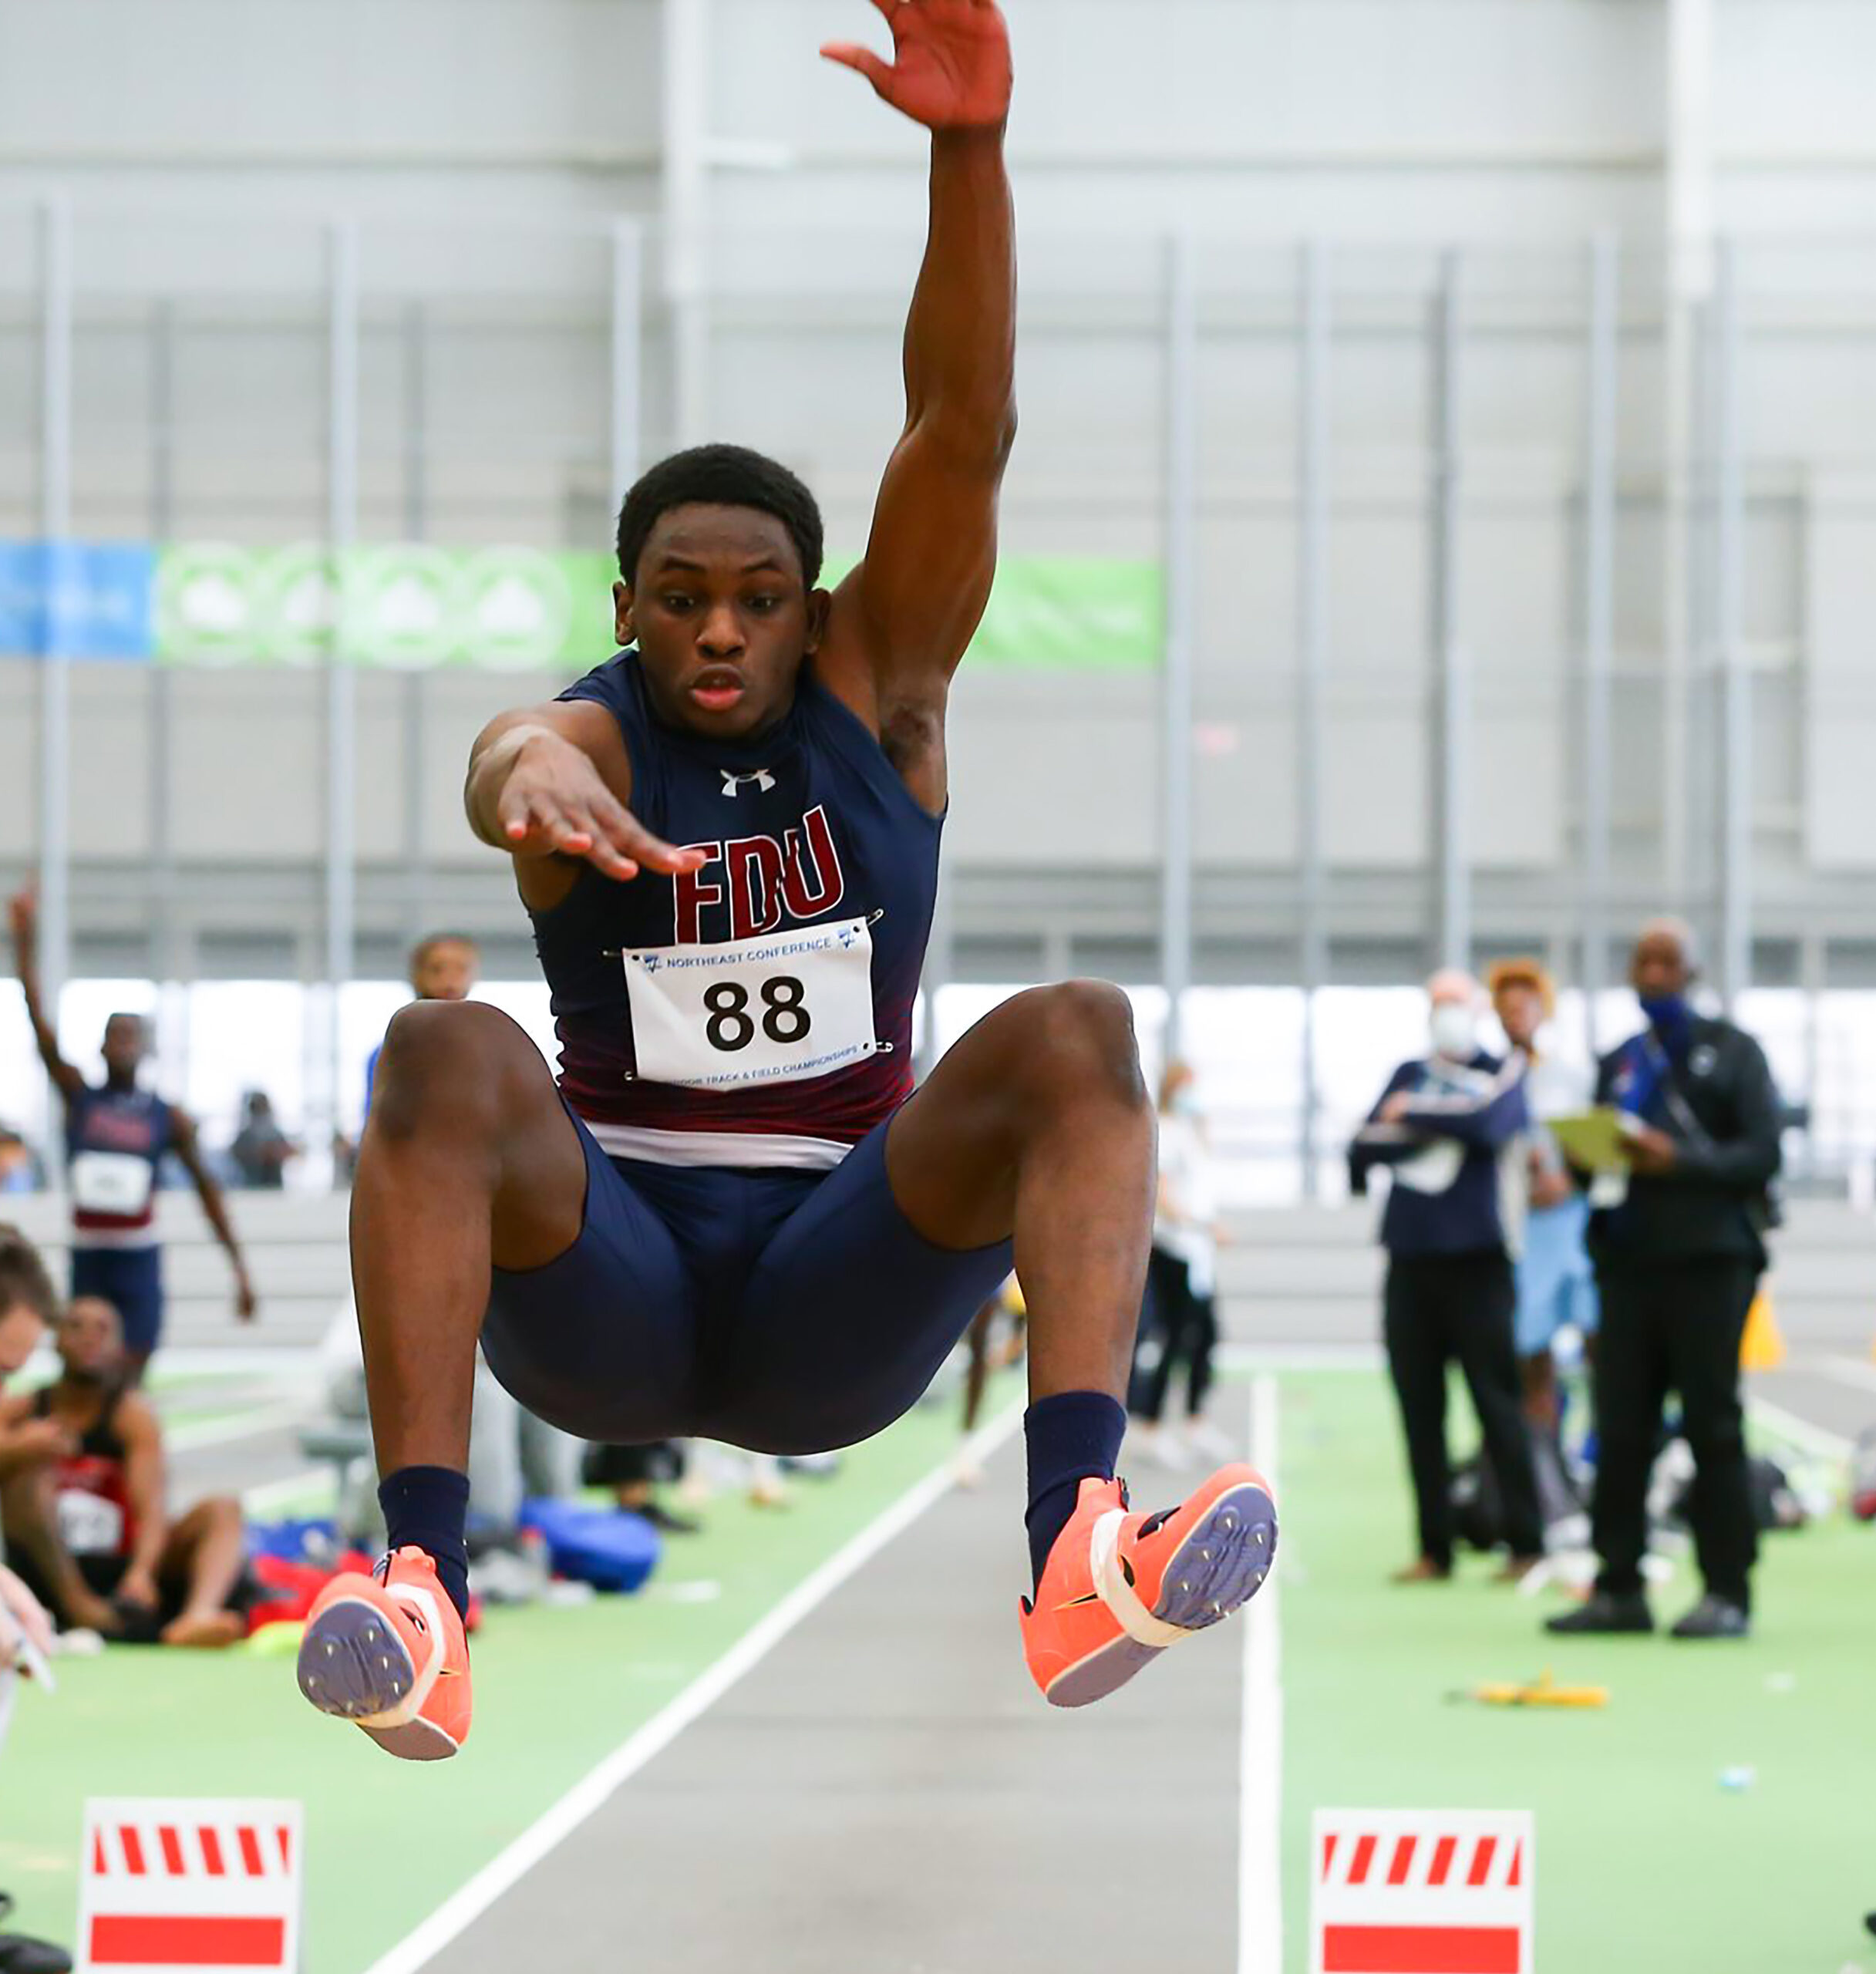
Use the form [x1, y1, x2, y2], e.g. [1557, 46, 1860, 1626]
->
[7, 888, 84, 1101]
[816, 0, 1017, 800]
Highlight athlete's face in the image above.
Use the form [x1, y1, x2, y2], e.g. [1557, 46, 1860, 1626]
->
[411, 939, 479, 1002]
[618, 506, 831, 743]
[57, 1295, 122, 1383]
[101, 1014, 149, 1084]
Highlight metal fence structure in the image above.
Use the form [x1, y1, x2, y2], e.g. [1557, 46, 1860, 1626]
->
[5, 193, 1876, 1181]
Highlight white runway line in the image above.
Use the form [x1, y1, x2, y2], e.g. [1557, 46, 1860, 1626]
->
[1746, 1395, 1851, 1461]
[360, 1399, 1027, 1974]
[1819, 1353, 1876, 1397]
[1238, 1373, 1283, 1974]
[166, 1401, 311, 1454]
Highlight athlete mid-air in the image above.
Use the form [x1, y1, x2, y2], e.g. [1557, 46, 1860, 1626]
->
[298, 0, 1276, 1760]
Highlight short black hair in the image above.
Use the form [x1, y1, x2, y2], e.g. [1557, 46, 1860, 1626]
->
[0, 1224, 59, 1324]
[615, 445, 824, 591]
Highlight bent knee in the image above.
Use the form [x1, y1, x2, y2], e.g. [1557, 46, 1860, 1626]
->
[1015, 979, 1146, 1107]
[371, 999, 544, 1139]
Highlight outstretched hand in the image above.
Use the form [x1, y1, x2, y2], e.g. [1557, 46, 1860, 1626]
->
[822, 0, 1012, 131]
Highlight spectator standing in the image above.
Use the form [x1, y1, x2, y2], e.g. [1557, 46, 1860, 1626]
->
[1130, 1063, 1231, 1467]
[1350, 969, 1545, 1583]
[1489, 961, 1599, 1442]
[228, 1091, 295, 1191]
[1547, 919, 1781, 1641]
[0, 1131, 38, 1197]
[8, 890, 256, 1380]
[363, 935, 482, 1121]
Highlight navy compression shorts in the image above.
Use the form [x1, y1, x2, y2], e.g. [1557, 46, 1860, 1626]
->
[480, 1108, 1014, 1456]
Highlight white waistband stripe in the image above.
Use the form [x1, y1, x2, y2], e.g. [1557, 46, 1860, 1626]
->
[581, 1123, 854, 1173]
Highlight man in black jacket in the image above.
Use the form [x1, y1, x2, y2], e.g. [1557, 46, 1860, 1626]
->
[1548, 919, 1781, 1641]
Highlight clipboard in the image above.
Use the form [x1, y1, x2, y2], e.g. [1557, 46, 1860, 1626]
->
[1545, 1107, 1637, 1174]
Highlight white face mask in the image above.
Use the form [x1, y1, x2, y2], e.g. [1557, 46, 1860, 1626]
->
[1430, 1003, 1478, 1061]
[1169, 1086, 1201, 1120]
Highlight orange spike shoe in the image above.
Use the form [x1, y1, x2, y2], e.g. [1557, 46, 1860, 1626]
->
[296, 1546, 471, 1760]
[1020, 1465, 1277, 1708]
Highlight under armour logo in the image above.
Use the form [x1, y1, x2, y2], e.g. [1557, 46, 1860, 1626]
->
[720, 769, 776, 799]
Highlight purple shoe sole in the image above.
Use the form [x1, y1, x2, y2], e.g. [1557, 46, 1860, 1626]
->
[296, 1598, 415, 1722]
[1045, 1480, 1278, 1709]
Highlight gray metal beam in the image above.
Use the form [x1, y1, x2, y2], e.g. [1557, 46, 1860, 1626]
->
[1580, 234, 1619, 1056]
[1713, 237, 1750, 1009]
[325, 219, 361, 1171]
[148, 299, 179, 988]
[36, 195, 74, 1134]
[1430, 249, 1470, 971]
[1296, 241, 1330, 1196]
[611, 217, 645, 507]
[402, 299, 430, 935]
[1160, 227, 1200, 1057]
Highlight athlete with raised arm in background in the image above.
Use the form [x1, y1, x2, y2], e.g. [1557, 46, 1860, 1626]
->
[298, 0, 1277, 1760]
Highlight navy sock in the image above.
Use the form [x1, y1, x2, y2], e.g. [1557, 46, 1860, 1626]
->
[377, 1466, 471, 1621]
[1023, 1392, 1127, 1593]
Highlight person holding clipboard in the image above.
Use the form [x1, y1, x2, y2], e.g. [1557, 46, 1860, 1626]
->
[1545, 918, 1783, 1641]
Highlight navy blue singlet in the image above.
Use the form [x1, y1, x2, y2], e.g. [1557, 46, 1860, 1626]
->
[535, 650, 941, 1170]
[66, 1086, 172, 1249]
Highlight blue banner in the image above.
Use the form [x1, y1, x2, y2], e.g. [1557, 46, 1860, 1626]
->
[0, 541, 157, 659]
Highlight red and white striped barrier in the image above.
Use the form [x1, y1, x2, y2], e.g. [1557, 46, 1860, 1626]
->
[1310, 1810, 1534, 1974]
[78, 1800, 302, 1974]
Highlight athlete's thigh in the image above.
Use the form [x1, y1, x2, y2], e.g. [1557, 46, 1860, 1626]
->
[706, 1125, 1014, 1457]
[480, 1110, 701, 1445]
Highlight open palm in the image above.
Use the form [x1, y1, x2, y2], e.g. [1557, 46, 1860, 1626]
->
[822, 0, 1012, 131]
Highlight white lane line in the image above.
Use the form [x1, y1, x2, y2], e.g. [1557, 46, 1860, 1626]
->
[1747, 1396, 1852, 1461]
[241, 1467, 333, 1514]
[361, 1400, 1026, 1974]
[1819, 1355, 1876, 1397]
[166, 1401, 311, 1453]
[1238, 1373, 1283, 1974]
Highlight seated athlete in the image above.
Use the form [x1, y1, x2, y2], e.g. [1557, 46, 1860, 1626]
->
[297, 0, 1277, 1761]
[0, 1297, 249, 1646]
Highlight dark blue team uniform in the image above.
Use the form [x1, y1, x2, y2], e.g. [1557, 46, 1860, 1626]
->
[480, 651, 1012, 1454]
[66, 1085, 173, 1356]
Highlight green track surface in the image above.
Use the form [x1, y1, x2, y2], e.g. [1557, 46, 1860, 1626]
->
[9, 1369, 1871, 1973]
[0, 1389, 1005, 1973]
[1277, 1369, 1876, 1974]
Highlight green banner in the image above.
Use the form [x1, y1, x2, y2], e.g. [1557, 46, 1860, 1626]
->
[155, 544, 1161, 673]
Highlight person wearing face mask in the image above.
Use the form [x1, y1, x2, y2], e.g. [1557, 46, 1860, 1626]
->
[1129, 1063, 1231, 1468]
[1350, 971, 1544, 1584]
[1546, 918, 1781, 1642]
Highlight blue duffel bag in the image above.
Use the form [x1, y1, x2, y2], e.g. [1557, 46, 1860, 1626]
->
[519, 1499, 662, 1593]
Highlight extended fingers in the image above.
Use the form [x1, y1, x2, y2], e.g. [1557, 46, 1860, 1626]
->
[820, 41, 893, 89]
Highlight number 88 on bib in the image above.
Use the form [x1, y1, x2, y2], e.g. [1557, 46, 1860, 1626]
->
[621, 916, 885, 1093]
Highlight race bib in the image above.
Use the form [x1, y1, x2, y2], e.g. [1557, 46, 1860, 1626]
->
[622, 916, 883, 1093]
[70, 1150, 153, 1218]
[56, 1487, 124, 1558]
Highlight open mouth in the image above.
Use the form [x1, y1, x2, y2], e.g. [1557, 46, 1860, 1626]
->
[689, 669, 746, 714]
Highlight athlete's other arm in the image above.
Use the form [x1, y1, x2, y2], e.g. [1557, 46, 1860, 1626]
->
[168, 1112, 258, 1322]
[6, 888, 85, 1102]
[817, 0, 1017, 812]
[112, 1393, 170, 1613]
[464, 704, 705, 914]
